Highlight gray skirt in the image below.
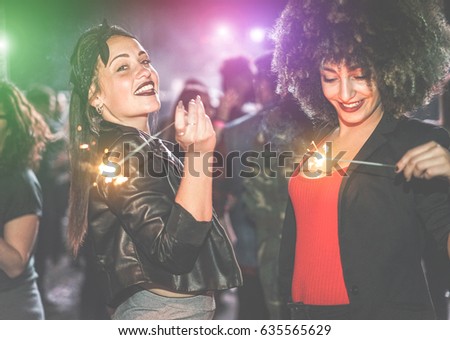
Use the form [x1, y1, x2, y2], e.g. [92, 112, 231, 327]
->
[0, 280, 44, 320]
[112, 290, 215, 320]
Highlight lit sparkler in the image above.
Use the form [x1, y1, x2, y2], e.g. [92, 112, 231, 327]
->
[308, 141, 395, 169]
[95, 121, 176, 184]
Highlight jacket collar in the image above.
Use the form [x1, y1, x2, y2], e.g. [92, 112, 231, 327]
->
[350, 112, 399, 169]
[336, 113, 400, 223]
[99, 119, 182, 170]
[99, 119, 158, 149]
[315, 112, 399, 171]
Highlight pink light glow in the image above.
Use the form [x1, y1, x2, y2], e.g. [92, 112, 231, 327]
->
[215, 24, 233, 42]
[249, 27, 266, 43]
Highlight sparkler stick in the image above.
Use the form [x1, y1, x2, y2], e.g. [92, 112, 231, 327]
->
[308, 141, 396, 169]
[328, 158, 396, 168]
[91, 120, 179, 185]
[153, 121, 175, 138]
[311, 140, 319, 151]
[99, 121, 176, 178]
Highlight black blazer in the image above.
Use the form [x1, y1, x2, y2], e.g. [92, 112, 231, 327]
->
[279, 114, 450, 319]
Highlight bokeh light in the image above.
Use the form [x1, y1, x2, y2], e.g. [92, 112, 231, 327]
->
[2, 0, 289, 113]
[249, 27, 266, 43]
[0, 36, 8, 52]
[215, 24, 234, 43]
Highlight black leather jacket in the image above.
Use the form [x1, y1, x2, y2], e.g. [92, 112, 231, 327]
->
[88, 120, 242, 307]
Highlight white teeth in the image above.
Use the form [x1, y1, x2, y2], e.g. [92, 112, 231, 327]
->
[134, 84, 154, 95]
[342, 100, 362, 108]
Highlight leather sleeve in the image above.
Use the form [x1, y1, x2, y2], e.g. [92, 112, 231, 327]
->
[96, 135, 213, 274]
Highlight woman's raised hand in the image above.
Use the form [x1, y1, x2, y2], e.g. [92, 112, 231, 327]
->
[396, 141, 450, 182]
[174, 95, 216, 154]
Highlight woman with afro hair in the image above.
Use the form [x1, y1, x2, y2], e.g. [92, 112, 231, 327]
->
[273, 0, 450, 319]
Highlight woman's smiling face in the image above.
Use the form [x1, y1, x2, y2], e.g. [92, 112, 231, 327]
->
[320, 62, 383, 127]
[92, 35, 161, 127]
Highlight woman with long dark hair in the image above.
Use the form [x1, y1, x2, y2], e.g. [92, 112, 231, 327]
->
[0, 81, 51, 319]
[67, 22, 241, 320]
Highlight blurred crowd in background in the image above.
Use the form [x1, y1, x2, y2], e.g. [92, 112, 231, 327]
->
[0, 0, 449, 320]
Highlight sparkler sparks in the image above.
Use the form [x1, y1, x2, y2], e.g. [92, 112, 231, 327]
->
[94, 121, 176, 185]
[308, 141, 395, 169]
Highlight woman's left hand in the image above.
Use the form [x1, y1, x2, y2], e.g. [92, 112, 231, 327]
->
[396, 141, 450, 182]
[174, 95, 216, 154]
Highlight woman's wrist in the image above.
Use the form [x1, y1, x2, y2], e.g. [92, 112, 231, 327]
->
[183, 151, 215, 178]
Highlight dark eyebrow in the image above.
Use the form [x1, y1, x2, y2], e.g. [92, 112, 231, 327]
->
[108, 53, 129, 67]
[321, 66, 337, 73]
[347, 66, 364, 72]
[321, 66, 364, 73]
[108, 51, 148, 67]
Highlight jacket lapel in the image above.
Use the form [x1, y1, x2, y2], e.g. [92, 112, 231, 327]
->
[338, 113, 399, 205]
[351, 114, 398, 170]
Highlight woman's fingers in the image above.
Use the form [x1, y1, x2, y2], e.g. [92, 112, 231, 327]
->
[174, 100, 187, 137]
[419, 157, 449, 180]
[186, 99, 198, 133]
[396, 141, 450, 181]
[195, 95, 207, 136]
[174, 96, 215, 152]
[396, 141, 436, 173]
[174, 99, 199, 141]
[401, 143, 439, 181]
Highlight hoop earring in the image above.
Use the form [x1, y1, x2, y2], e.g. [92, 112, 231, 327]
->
[96, 104, 104, 115]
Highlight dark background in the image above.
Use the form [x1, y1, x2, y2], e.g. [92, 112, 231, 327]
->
[2, 0, 288, 96]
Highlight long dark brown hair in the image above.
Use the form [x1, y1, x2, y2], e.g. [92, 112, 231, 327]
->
[68, 22, 135, 255]
[0, 81, 51, 173]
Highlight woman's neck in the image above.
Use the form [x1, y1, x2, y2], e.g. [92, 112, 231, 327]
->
[337, 108, 384, 140]
[104, 116, 150, 134]
[322, 109, 385, 167]
[101, 104, 151, 134]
